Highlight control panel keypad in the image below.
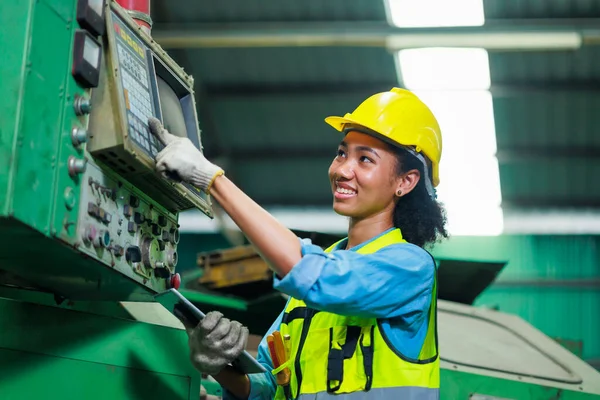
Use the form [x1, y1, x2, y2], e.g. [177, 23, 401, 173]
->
[116, 43, 161, 157]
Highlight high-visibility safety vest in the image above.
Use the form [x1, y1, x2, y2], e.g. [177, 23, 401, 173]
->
[273, 228, 439, 399]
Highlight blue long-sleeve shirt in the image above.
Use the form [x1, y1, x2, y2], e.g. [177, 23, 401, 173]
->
[223, 228, 436, 400]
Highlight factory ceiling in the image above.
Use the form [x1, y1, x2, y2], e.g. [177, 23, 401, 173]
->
[150, 0, 600, 235]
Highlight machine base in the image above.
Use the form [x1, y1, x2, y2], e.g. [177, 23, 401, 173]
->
[0, 295, 201, 399]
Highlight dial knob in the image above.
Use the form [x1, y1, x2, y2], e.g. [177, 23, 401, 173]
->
[167, 250, 178, 268]
[169, 228, 180, 244]
[141, 236, 160, 269]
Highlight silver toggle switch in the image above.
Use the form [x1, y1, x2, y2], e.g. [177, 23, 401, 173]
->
[74, 96, 92, 116]
[68, 156, 87, 177]
[71, 127, 88, 146]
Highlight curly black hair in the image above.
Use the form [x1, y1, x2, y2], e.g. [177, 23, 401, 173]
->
[391, 146, 449, 249]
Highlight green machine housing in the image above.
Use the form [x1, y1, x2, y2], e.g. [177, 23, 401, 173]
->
[0, 0, 213, 302]
[0, 1, 212, 398]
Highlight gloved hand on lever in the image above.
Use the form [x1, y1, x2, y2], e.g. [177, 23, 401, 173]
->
[147, 117, 224, 192]
[182, 311, 249, 376]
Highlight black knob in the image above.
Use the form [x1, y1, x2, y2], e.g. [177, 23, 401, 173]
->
[127, 221, 138, 233]
[157, 215, 167, 227]
[134, 212, 145, 224]
[102, 211, 112, 224]
[154, 268, 171, 278]
[129, 195, 140, 208]
[151, 223, 161, 236]
[125, 246, 142, 263]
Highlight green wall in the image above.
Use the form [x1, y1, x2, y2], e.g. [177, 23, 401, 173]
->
[432, 234, 600, 368]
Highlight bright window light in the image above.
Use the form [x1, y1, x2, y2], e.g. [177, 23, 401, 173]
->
[385, 0, 485, 28]
[397, 47, 491, 90]
[414, 90, 503, 236]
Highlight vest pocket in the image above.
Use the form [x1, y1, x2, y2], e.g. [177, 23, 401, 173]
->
[326, 325, 375, 394]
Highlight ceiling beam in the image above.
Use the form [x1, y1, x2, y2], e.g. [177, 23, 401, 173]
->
[204, 82, 600, 98]
[152, 19, 600, 50]
[178, 207, 600, 235]
[496, 146, 600, 162]
[204, 146, 600, 163]
[502, 198, 600, 209]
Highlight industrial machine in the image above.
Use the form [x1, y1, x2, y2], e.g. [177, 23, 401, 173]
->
[0, 0, 212, 302]
[2, 1, 599, 399]
[0, 0, 211, 398]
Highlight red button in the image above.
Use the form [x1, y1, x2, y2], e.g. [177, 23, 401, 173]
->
[170, 273, 181, 290]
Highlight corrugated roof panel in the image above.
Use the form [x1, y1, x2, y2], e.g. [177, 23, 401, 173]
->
[484, 0, 600, 18]
[186, 47, 397, 86]
[152, 0, 387, 24]
[490, 48, 600, 83]
[207, 93, 365, 150]
[231, 158, 333, 205]
[493, 93, 600, 148]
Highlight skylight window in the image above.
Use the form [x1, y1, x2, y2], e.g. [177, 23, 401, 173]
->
[392, 45, 502, 235]
[385, 0, 485, 28]
[397, 47, 490, 90]
[415, 90, 503, 235]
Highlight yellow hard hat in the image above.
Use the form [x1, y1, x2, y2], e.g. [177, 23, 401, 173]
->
[325, 87, 442, 187]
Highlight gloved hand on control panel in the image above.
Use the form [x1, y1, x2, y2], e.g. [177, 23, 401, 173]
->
[147, 117, 224, 192]
[183, 311, 249, 376]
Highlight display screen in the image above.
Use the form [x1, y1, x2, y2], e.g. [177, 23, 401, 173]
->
[83, 35, 100, 67]
[88, 0, 103, 16]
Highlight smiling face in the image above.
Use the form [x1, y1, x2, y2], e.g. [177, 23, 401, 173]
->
[328, 131, 410, 219]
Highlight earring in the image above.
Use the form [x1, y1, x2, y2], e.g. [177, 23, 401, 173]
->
[396, 189, 403, 197]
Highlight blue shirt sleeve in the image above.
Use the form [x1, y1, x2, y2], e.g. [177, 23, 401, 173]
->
[274, 237, 434, 320]
[222, 308, 283, 400]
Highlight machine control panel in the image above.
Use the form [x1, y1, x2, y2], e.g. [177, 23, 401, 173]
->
[86, 3, 213, 215]
[76, 161, 179, 290]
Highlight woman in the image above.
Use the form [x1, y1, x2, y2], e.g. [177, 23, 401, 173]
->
[149, 87, 448, 400]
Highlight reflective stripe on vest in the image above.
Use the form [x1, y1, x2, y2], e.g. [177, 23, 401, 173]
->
[274, 228, 439, 400]
[296, 386, 439, 399]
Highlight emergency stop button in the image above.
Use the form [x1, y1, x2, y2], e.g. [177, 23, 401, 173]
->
[170, 273, 181, 290]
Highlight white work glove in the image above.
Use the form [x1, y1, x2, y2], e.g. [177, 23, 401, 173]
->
[148, 117, 224, 192]
[184, 311, 249, 376]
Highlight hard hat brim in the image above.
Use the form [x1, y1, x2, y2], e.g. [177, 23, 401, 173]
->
[324, 115, 360, 132]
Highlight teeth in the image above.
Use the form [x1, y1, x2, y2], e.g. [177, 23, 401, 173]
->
[336, 186, 356, 195]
